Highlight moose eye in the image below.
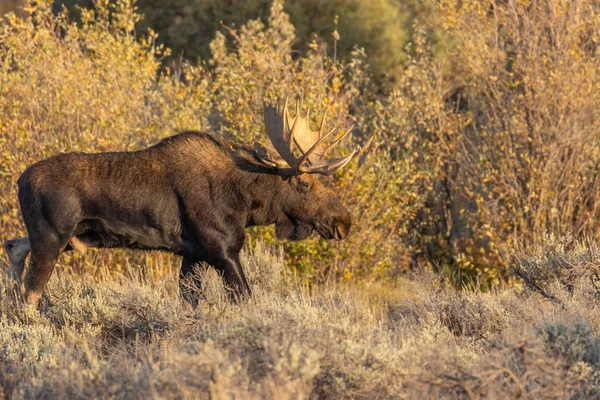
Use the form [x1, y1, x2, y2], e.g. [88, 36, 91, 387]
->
[296, 178, 312, 191]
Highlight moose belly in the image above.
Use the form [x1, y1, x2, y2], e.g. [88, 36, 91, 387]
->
[73, 218, 180, 252]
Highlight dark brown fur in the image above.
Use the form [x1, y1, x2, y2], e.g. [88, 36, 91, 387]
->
[8, 132, 352, 306]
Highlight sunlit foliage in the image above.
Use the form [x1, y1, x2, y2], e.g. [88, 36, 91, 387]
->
[1, 0, 599, 289]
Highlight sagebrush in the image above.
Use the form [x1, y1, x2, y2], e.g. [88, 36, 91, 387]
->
[1, 239, 600, 398]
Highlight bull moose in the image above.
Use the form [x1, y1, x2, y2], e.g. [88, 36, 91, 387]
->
[3, 98, 371, 307]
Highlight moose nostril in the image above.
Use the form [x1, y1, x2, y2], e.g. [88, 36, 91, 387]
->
[333, 224, 342, 240]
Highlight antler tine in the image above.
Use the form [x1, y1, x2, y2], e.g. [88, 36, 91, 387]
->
[318, 107, 329, 138]
[324, 151, 357, 174]
[357, 136, 373, 157]
[281, 96, 289, 124]
[322, 124, 354, 156]
[288, 107, 299, 156]
[300, 132, 373, 175]
[296, 124, 339, 168]
[297, 105, 312, 154]
[300, 150, 357, 175]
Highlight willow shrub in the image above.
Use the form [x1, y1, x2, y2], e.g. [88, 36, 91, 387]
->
[430, 0, 600, 286]
[206, 1, 429, 282]
[1, 0, 171, 276]
[370, 0, 600, 288]
[2, 0, 599, 289]
[0, 0, 428, 284]
[0, 0, 215, 276]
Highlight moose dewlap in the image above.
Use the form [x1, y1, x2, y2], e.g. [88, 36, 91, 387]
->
[4, 98, 371, 307]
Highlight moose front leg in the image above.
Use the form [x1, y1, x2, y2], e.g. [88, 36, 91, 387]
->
[206, 249, 252, 302]
[222, 252, 252, 300]
[190, 220, 251, 302]
[179, 256, 208, 307]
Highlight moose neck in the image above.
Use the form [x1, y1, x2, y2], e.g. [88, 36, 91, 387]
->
[238, 170, 292, 228]
[228, 142, 299, 229]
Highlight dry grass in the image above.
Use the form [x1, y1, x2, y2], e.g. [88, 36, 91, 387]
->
[0, 239, 600, 398]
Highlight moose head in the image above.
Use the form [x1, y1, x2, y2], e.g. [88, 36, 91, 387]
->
[249, 97, 372, 242]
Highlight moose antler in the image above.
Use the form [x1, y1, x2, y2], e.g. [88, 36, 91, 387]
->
[259, 97, 372, 175]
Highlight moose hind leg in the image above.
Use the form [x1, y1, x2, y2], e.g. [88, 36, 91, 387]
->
[21, 231, 74, 307]
[18, 187, 83, 306]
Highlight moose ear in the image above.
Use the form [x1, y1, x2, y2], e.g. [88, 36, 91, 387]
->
[253, 142, 278, 167]
[253, 142, 289, 169]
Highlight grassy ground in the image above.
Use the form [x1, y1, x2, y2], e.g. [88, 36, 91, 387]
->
[2, 238, 600, 399]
